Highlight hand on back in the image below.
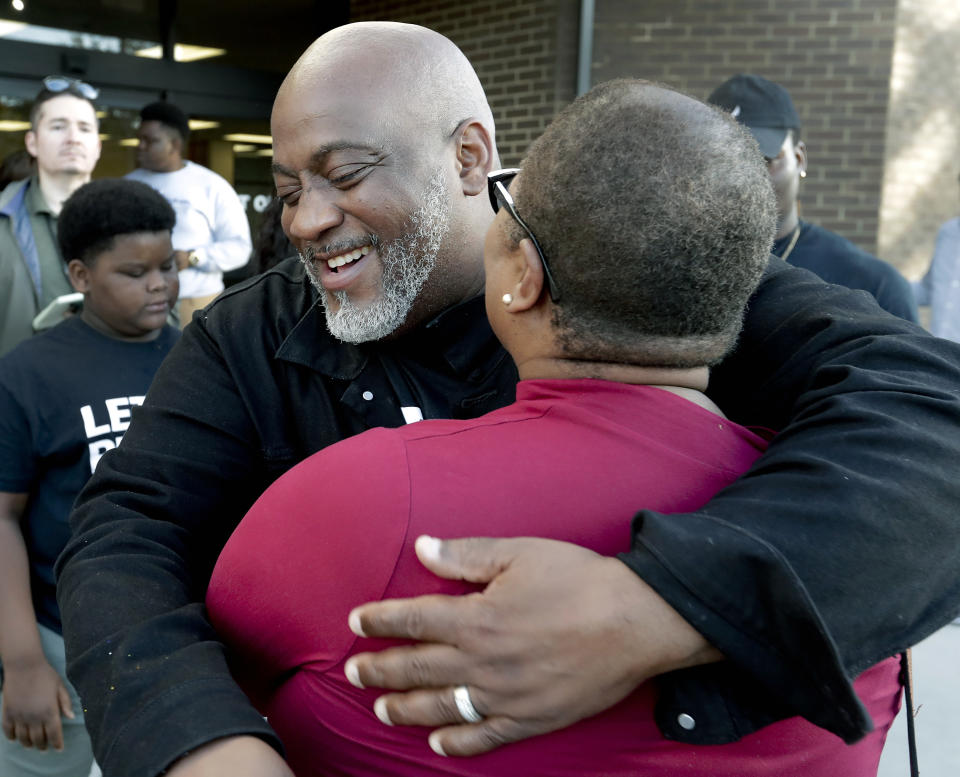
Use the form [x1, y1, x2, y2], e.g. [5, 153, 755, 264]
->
[345, 535, 721, 756]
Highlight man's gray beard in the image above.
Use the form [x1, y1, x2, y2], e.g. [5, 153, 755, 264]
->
[299, 171, 451, 343]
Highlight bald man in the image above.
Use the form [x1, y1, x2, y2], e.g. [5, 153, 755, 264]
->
[269, 23, 491, 344]
[57, 23, 960, 777]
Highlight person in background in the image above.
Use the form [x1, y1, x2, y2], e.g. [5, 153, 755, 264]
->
[57, 23, 960, 777]
[708, 73, 918, 322]
[223, 196, 294, 287]
[127, 101, 251, 326]
[252, 196, 294, 274]
[912, 176, 960, 342]
[0, 150, 35, 191]
[0, 76, 101, 356]
[207, 78, 902, 777]
[0, 178, 179, 776]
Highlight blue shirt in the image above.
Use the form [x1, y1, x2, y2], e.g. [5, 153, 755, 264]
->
[913, 217, 960, 342]
[773, 220, 918, 322]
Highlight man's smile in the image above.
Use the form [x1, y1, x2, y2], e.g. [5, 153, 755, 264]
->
[301, 242, 380, 294]
[326, 244, 371, 272]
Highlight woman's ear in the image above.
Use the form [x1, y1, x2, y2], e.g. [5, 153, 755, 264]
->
[455, 119, 494, 197]
[510, 238, 546, 312]
[68, 259, 90, 294]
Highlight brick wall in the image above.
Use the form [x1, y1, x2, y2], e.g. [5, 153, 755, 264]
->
[591, 0, 899, 257]
[350, 0, 579, 165]
[346, 1, 951, 274]
[877, 0, 960, 277]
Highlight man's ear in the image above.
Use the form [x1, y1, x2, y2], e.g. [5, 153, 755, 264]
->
[794, 140, 807, 177]
[455, 119, 495, 197]
[68, 259, 90, 294]
[24, 131, 37, 159]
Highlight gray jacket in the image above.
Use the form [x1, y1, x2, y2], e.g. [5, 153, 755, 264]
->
[0, 177, 72, 356]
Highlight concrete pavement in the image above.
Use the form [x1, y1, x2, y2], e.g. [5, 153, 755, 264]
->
[877, 622, 960, 776]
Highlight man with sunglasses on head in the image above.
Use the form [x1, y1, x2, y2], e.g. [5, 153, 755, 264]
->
[0, 76, 102, 356]
[57, 23, 960, 777]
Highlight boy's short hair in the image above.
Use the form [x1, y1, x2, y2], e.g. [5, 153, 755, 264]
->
[58, 179, 176, 265]
[140, 101, 191, 145]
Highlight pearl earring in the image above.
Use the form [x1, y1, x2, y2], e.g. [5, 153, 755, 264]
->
[502, 293, 513, 305]
[799, 170, 807, 178]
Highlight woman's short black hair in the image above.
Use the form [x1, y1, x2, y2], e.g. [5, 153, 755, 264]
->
[510, 78, 776, 368]
[58, 178, 176, 265]
[140, 101, 191, 144]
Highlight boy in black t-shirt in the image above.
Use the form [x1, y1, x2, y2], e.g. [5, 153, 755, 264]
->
[0, 179, 179, 776]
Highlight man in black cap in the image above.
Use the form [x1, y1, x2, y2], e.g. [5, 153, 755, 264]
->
[708, 74, 918, 321]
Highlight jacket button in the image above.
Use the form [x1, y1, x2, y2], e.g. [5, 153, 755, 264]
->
[677, 713, 696, 730]
[362, 391, 374, 400]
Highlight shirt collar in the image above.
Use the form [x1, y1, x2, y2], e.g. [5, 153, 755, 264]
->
[275, 291, 498, 381]
[407, 294, 496, 376]
[24, 175, 55, 217]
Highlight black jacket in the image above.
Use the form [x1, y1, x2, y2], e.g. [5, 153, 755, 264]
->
[57, 256, 960, 777]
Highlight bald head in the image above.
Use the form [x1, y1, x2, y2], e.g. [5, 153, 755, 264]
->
[270, 23, 497, 342]
[277, 22, 495, 146]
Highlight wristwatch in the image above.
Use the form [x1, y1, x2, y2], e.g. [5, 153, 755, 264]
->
[187, 251, 201, 268]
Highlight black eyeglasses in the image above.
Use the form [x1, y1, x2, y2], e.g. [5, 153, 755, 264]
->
[487, 168, 561, 302]
[42, 75, 99, 101]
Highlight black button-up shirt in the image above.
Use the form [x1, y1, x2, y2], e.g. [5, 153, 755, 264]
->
[58, 257, 960, 777]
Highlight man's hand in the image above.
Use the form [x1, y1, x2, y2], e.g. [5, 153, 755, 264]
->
[0, 655, 74, 751]
[173, 250, 192, 271]
[345, 536, 721, 757]
[164, 736, 294, 777]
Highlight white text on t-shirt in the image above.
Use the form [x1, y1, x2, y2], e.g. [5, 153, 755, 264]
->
[79, 396, 146, 472]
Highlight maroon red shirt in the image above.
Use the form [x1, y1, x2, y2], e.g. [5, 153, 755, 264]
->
[208, 378, 900, 776]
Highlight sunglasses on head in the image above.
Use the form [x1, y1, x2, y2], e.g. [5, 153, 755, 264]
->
[42, 75, 99, 101]
[487, 168, 561, 302]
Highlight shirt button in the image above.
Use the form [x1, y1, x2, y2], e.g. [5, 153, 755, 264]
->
[677, 713, 696, 730]
[362, 391, 374, 401]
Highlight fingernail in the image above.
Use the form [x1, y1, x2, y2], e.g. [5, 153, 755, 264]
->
[348, 609, 367, 637]
[416, 535, 442, 563]
[344, 659, 364, 688]
[428, 731, 447, 757]
[374, 697, 393, 726]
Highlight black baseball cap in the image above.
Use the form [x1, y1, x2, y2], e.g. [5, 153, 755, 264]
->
[707, 74, 801, 158]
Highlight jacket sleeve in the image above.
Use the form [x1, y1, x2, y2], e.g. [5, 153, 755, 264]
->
[55, 318, 285, 777]
[620, 257, 960, 743]
[875, 261, 920, 323]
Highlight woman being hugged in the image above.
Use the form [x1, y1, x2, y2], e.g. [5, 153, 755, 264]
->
[206, 79, 902, 777]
